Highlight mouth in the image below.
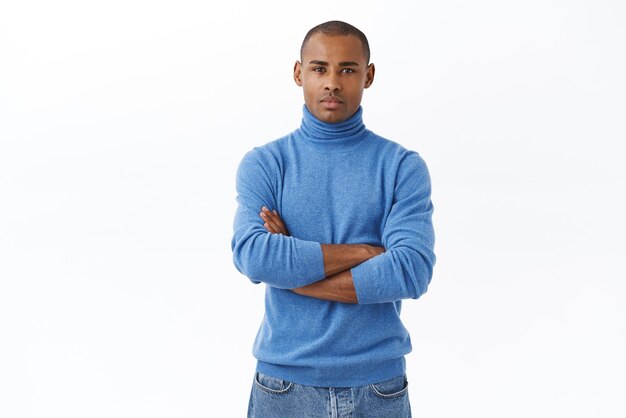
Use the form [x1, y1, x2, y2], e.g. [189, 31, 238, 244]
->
[321, 96, 343, 103]
[320, 96, 343, 109]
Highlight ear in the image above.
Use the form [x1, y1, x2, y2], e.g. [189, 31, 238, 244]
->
[364, 63, 375, 89]
[293, 61, 303, 86]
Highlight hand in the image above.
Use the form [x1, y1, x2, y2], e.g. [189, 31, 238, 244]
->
[260, 206, 290, 236]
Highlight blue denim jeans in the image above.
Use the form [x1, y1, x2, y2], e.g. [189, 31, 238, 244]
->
[248, 372, 411, 418]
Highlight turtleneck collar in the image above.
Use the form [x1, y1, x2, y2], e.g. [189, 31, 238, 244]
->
[296, 104, 368, 150]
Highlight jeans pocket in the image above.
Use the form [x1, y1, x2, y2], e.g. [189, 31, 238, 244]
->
[254, 372, 294, 395]
[369, 374, 409, 399]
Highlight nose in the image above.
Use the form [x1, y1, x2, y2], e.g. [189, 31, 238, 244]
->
[324, 72, 341, 92]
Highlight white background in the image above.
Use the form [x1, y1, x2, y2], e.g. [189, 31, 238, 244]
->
[1, 1, 625, 417]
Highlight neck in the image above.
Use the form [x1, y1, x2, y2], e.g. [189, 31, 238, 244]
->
[297, 105, 367, 150]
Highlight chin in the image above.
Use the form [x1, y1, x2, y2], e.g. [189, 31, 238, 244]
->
[318, 110, 348, 124]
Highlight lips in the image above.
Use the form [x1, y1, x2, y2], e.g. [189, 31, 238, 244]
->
[320, 96, 343, 109]
[321, 96, 343, 103]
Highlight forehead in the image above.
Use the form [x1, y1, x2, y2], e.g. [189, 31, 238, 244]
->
[301, 33, 366, 64]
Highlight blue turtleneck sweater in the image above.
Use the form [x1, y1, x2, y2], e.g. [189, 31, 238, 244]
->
[231, 105, 436, 387]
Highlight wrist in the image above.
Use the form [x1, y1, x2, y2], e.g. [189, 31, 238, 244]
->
[362, 244, 384, 259]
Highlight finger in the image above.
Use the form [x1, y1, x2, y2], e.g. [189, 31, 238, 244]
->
[270, 211, 289, 234]
[273, 216, 288, 233]
[264, 213, 287, 235]
[260, 207, 278, 224]
[271, 209, 284, 225]
[261, 207, 288, 235]
[259, 210, 274, 224]
[264, 222, 277, 234]
[260, 211, 280, 233]
[266, 209, 284, 225]
[264, 215, 283, 234]
[260, 211, 273, 229]
[261, 209, 278, 223]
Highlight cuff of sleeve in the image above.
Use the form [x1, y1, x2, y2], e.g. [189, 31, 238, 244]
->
[296, 239, 326, 285]
[351, 256, 386, 304]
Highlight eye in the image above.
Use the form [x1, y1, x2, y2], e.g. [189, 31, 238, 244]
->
[341, 68, 355, 73]
[313, 67, 326, 73]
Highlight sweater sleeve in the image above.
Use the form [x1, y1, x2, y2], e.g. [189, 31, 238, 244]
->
[231, 148, 326, 289]
[351, 152, 436, 304]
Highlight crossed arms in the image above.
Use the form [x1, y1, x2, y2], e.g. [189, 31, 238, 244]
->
[259, 206, 383, 303]
[231, 148, 436, 305]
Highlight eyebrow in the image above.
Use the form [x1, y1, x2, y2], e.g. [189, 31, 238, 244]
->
[308, 60, 360, 67]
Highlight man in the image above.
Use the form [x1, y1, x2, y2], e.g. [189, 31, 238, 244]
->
[231, 20, 436, 417]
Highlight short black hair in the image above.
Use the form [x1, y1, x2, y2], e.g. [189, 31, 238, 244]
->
[300, 20, 370, 64]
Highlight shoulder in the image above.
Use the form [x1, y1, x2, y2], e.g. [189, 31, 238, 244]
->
[366, 131, 430, 174]
[236, 134, 290, 179]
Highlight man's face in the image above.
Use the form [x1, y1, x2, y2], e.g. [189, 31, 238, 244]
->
[294, 33, 375, 124]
